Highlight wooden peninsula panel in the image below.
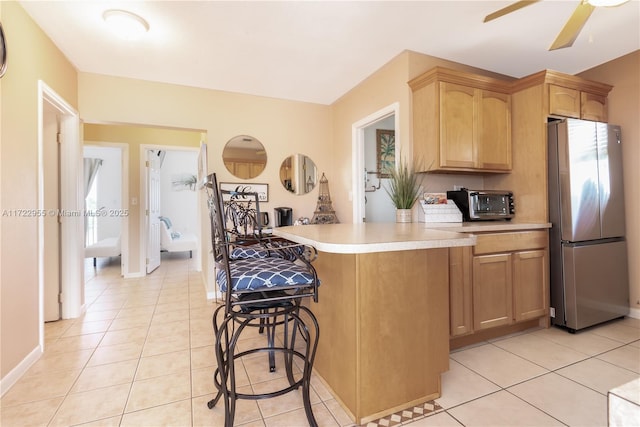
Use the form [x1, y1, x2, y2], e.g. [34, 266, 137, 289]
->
[274, 223, 475, 424]
[312, 248, 450, 424]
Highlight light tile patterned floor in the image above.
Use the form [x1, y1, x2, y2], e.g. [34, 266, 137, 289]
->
[1, 254, 639, 426]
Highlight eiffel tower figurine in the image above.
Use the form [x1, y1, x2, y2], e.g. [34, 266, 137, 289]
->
[311, 173, 339, 224]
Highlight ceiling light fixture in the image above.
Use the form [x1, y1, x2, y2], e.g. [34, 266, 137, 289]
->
[102, 9, 149, 40]
[586, 0, 629, 7]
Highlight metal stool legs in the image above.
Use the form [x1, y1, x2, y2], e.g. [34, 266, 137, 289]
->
[208, 303, 320, 427]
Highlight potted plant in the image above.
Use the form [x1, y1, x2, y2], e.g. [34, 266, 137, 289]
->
[384, 156, 422, 223]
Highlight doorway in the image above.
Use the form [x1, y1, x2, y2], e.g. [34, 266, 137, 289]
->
[38, 81, 83, 347]
[42, 100, 61, 322]
[140, 146, 201, 275]
[351, 103, 400, 223]
[83, 144, 128, 277]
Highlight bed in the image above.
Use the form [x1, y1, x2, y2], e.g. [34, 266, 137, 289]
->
[160, 218, 197, 258]
[85, 236, 121, 266]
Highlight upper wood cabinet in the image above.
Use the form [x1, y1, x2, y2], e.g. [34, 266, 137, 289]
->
[580, 91, 608, 122]
[549, 83, 609, 122]
[513, 70, 612, 122]
[410, 67, 512, 173]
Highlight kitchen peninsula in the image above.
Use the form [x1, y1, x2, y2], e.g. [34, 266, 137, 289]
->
[273, 223, 476, 425]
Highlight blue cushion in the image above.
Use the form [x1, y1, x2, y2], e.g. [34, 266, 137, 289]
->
[230, 245, 271, 260]
[159, 216, 173, 229]
[216, 257, 316, 292]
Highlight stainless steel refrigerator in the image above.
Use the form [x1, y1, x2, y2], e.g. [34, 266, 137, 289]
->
[548, 118, 629, 332]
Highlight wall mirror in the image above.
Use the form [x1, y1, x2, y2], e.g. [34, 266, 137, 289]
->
[279, 154, 317, 195]
[222, 135, 267, 179]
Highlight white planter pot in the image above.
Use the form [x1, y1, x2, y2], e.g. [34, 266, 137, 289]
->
[396, 209, 412, 223]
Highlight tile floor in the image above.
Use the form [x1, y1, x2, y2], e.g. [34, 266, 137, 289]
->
[1, 254, 639, 426]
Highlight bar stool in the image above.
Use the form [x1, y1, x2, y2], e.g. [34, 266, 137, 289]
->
[205, 173, 320, 427]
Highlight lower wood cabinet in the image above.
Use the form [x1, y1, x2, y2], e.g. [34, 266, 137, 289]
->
[473, 252, 513, 331]
[449, 230, 549, 338]
[513, 249, 548, 321]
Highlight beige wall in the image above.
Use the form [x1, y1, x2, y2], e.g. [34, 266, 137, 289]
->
[78, 73, 334, 292]
[0, 2, 78, 378]
[84, 124, 203, 276]
[578, 51, 640, 313]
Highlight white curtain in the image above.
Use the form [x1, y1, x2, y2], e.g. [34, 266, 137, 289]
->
[84, 158, 103, 198]
[84, 158, 103, 245]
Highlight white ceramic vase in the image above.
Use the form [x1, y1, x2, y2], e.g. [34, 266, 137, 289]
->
[395, 209, 412, 223]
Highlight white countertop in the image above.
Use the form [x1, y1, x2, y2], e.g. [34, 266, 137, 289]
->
[425, 221, 551, 233]
[272, 223, 476, 254]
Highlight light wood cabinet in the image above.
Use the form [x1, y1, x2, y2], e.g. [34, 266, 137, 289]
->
[549, 84, 580, 118]
[410, 67, 512, 173]
[449, 230, 549, 338]
[513, 249, 548, 321]
[473, 230, 549, 330]
[580, 91, 608, 122]
[549, 83, 608, 122]
[449, 246, 473, 336]
[473, 252, 513, 330]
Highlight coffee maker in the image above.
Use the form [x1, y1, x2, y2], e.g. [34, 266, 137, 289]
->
[274, 207, 293, 227]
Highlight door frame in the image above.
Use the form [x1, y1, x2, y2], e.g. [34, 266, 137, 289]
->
[351, 102, 400, 224]
[139, 144, 202, 275]
[83, 142, 130, 277]
[37, 81, 83, 347]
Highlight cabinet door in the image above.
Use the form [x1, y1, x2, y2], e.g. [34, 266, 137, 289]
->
[473, 253, 513, 330]
[479, 90, 511, 171]
[549, 84, 580, 118]
[449, 246, 473, 337]
[581, 92, 608, 122]
[439, 82, 476, 169]
[513, 249, 548, 322]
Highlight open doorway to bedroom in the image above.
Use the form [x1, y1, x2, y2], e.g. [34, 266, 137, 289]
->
[142, 146, 200, 275]
[82, 144, 127, 278]
[83, 123, 205, 280]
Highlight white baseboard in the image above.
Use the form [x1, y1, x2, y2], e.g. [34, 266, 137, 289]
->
[124, 272, 145, 279]
[0, 346, 42, 396]
[207, 290, 222, 301]
[628, 307, 640, 320]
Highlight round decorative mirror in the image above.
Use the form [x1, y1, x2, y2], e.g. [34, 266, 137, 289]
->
[279, 154, 317, 195]
[222, 135, 267, 179]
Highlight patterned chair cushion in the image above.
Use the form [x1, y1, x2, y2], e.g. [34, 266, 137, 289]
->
[217, 257, 316, 292]
[230, 245, 271, 259]
[230, 242, 304, 262]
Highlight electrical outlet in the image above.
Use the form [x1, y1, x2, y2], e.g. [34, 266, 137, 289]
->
[453, 185, 462, 191]
[550, 307, 556, 318]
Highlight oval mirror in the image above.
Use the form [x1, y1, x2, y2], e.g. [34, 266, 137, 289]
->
[279, 154, 318, 195]
[222, 135, 267, 179]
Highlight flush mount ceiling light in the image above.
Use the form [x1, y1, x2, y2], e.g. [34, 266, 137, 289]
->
[587, 0, 628, 6]
[102, 9, 149, 40]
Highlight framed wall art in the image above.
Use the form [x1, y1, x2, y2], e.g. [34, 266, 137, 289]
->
[220, 182, 269, 202]
[376, 129, 395, 178]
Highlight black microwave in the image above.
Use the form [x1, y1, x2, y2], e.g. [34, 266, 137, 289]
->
[446, 189, 515, 221]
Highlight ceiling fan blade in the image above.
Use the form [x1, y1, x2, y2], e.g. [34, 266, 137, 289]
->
[549, 1, 596, 50]
[483, 0, 541, 23]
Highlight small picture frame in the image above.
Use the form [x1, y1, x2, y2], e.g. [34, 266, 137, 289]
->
[376, 129, 395, 178]
[220, 182, 269, 202]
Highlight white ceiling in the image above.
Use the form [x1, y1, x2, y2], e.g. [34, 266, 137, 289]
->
[19, 0, 640, 105]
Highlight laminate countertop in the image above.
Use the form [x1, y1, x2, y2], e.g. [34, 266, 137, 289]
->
[425, 221, 551, 233]
[271, 222, 476, 254]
